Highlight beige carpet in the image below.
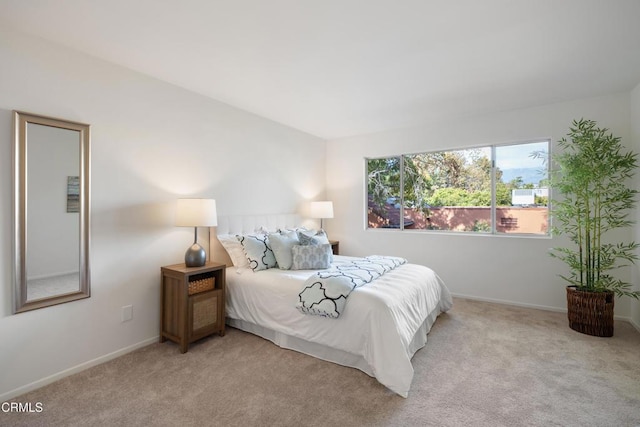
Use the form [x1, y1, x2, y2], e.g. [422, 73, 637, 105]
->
[4, 298, 640, 427]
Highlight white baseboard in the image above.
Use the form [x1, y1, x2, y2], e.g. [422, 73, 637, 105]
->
[27, 270, 79, 281]
[451, 293, 639, 327]
[0, 336, 158, 402]
[451, 292, 566, 313]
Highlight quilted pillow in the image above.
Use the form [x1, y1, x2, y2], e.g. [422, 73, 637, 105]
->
[269, 231, 299, 270]
[218, 234, 249, 268]
[291, 244, 332, 270]
[237, 234, 277, 271]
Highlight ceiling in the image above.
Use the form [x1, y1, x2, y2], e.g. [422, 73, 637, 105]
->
[2, 0, 640, 140]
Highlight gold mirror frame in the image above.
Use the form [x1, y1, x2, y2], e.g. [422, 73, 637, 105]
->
[13, 111, 91, 313]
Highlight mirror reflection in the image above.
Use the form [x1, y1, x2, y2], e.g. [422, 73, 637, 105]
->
[26, 123, 81, 300]
[14, 111, 91, 313]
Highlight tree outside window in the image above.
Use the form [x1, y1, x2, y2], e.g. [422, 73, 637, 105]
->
[366, 140, 549, 235]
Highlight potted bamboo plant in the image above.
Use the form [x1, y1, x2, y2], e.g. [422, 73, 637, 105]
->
[541, 119, 639, 337]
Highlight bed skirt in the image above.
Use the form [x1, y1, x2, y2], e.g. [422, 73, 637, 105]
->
[225, 305, 444, 397]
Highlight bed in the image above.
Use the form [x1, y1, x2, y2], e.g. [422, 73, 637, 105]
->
[210, 214, 452, 397]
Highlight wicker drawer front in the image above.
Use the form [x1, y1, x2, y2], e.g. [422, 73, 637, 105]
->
[193, 293, 218, 330]
[189, 289, 223, 340]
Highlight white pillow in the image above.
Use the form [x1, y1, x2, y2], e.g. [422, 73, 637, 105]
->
[277, 226, 308, 233]
[269, 231, 300, 270]
[254, 225, 272, 234]
[237, 234, 277, 271]
[291, 244, 332, 270]
[218, 234, 249, 268]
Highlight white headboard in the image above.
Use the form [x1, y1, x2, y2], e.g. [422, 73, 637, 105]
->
[209, 213, 303, 266]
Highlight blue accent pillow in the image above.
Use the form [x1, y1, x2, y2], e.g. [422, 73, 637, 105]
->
[298, 231, 320, 246]
[298, 230, 333, 261]
[237, 234, 277, 271]
[291, 244, 332, 270]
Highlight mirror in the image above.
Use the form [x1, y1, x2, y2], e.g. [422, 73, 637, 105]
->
[13, 111, 91, 313]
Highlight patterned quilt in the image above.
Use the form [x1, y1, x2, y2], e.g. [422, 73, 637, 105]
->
[296, 256, 407, 318]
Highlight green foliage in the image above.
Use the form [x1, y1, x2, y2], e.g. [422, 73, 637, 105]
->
[470, 220, 491, 232]
[534, 195, 548, 206]
[427, 187, 471, 207]
[467, 190, 491, 206]
[509, 176, 525, 189]
[544, 119, 639, 299]
[367, 157, 400, 219]
[407, 149, 493, 207]
[402, 155, 431, 214]
[495, 182, 512, 206]
[425, 188, 490, 207]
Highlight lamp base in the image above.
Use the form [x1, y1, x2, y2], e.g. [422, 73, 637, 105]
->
[185, 243, 206, 267]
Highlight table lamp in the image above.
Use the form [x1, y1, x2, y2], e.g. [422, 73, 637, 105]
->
[310, 201, 334, 230]
[176, 198, 218, 267]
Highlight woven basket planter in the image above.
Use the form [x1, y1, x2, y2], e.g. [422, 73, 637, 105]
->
[566, 286, 614, 337]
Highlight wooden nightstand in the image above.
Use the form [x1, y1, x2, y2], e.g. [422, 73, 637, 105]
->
[160, 262, 226, 353]
[329, 240, 340, 255]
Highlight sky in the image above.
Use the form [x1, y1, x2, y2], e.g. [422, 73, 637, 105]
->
[496, 140, 548, 170]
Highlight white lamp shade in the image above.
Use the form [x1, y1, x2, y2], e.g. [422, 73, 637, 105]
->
[175, 198, 218, 227]
[310, 201, 334, 219]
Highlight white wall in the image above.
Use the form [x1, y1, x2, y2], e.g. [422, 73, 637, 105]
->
[326, 93, 634, 316]
[630, 83, 640, 330]
[0, 28, 325, 399]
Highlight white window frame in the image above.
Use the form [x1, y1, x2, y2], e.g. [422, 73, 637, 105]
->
[365, 139, 551, 236]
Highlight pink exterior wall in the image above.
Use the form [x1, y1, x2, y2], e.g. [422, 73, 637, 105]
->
[369, 206, 548, 234]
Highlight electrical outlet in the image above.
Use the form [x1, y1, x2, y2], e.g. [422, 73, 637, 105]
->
[122, 305, 133, 322]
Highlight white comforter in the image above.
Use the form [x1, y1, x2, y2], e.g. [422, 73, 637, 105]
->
[225, 255, 453, 397]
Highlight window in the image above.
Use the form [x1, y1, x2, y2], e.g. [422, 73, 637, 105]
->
[366, 140, 549, 235]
